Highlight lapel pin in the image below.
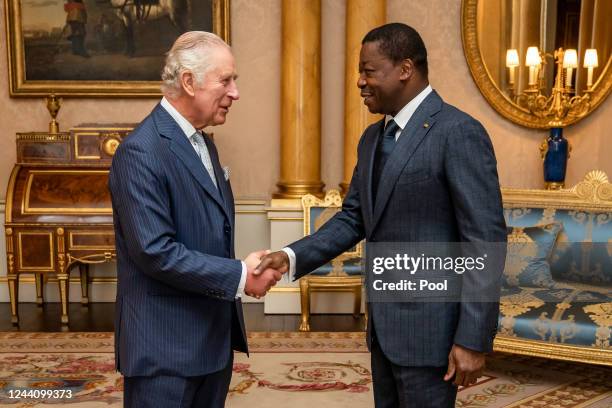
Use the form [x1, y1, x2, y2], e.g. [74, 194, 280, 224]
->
[423, 123, 430, 128]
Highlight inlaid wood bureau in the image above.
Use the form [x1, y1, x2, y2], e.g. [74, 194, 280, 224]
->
[4, 124, 133, 325]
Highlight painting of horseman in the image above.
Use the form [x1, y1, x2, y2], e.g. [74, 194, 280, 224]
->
[5, 0, 227, 96]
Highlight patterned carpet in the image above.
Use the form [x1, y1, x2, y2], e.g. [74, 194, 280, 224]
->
[0, 332, 610, 407]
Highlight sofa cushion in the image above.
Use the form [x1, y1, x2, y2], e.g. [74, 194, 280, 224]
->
[504, 208, 612, 285]
[498, 284, 611, 348]
[504, 223, 562, 288]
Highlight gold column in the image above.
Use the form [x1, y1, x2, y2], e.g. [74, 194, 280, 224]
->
[340, 0, 385, 193]
[275, 0, 324, 198]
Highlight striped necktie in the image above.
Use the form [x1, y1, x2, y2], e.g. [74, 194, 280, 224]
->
[190, 131, 218, 189]
[372, 119, 399, 201]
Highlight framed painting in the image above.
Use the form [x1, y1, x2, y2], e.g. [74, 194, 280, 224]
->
[4, 0, 230, 97]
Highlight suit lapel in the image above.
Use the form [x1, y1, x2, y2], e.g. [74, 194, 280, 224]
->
[371, 91, 443, 229]
[153, 105, 228, 220]
[361, 119, 385, 231]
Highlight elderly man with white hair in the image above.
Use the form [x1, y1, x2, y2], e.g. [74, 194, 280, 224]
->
[109, 31, 282, 407]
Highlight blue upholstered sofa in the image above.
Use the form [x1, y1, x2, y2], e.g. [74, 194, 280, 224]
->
[495, 170, 611, 366]
[298, 171, 611, 366]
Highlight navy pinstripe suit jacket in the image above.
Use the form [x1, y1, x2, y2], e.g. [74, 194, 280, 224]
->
[109, 104, 248, 378]
[290, 91, 507, 367]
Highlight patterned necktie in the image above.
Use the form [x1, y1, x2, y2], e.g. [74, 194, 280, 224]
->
[191, 131, 218, 189]
[372, 119, 399, 201]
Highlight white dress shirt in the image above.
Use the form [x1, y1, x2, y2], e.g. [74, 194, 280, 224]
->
[160, 97, 247, 298]
[282, 85, 433, 279]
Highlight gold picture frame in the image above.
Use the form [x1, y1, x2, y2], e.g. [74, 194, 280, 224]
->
[4, 0, 230, 97]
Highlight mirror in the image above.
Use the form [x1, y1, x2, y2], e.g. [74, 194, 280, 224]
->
[462, 0, 612, 129]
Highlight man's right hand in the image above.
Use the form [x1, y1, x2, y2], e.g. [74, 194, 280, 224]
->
[255, 251, 290, 275]
[244, 267, 282, 298]
[243, 250, 283, 298]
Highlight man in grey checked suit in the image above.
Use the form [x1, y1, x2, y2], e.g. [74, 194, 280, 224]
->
[257, 23, 506, 407]
[109, 32, 281, 407]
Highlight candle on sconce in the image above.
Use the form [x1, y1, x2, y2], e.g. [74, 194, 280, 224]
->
[525, 47, 541, 86]
[563, 49, 578, 88]
[583, 49, 598, 88]
[506, 49, 519, 84]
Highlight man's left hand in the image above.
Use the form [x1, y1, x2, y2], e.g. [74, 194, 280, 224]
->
[443, 344, 485, 387]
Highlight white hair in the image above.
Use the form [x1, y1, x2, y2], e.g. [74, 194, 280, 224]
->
[161, 31, 230, 98]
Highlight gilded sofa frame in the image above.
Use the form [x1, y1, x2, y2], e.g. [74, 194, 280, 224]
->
[495, 170, 612, 366]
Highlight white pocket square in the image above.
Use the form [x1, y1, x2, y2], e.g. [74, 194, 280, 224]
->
[223, 166, 230, 181]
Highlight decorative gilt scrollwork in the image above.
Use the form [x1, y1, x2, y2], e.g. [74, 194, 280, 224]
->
[302, 189, 343, 209]
[571, 171, 612, 203]
[583, 303, 611, 348]
[102, 134, 122, 156]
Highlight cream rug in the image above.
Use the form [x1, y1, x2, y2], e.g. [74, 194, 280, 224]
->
[0, 332, 610, 407]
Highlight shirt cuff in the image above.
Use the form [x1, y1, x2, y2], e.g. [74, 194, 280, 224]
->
[236, 261, 247, 298]
[281, 247, 296, 281]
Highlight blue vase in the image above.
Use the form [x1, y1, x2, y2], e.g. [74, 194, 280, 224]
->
[543, 127, 568, 187]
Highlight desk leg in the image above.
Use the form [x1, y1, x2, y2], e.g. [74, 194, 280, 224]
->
[58, 275, 69, 325]
[79, 264, 89, 305]
[35, 273, 44, 306]
[56, 228, 69, 325]
[6, 230, 18, 325]
[8, 272, 19, 325]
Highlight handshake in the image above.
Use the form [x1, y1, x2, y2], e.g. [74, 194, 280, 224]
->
[242, 250, 291, 298]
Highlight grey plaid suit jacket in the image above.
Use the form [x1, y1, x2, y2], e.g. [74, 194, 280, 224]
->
[290, 91, 506, 367]
[109, 104, 248, 378]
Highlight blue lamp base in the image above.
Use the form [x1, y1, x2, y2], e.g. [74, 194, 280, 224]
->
[542, 127, 569, 190]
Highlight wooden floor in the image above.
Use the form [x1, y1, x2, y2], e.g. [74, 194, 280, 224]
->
[0, 303, 366, 332]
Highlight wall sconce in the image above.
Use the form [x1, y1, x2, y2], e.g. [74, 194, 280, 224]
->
[525, 46, 542, 87]
[583, 49, 599, 88]
[562, 49, 578, 88]
[505, 49, 519, 98]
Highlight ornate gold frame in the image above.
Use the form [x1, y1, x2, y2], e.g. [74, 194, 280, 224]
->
[496, 170, 612, 366]
[4, 0, 231, 97]
[461, 0, 612, 129]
